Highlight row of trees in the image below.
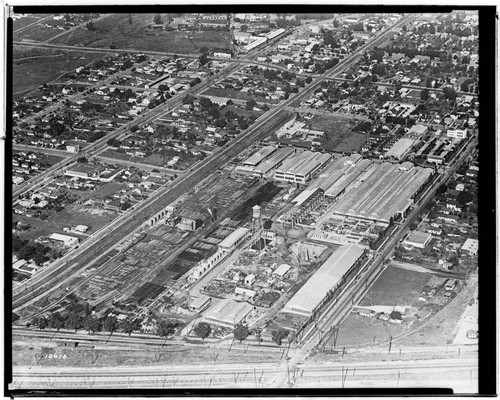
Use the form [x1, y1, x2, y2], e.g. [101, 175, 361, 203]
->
[193, 322, 290, 346]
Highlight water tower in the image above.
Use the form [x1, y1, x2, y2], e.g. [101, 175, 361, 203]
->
[252, 205, 262, 234]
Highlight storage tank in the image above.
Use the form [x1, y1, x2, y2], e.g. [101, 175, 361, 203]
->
[252, 205, 261, 219]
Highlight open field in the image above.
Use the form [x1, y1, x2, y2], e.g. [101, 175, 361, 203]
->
[332, 312, 409, 348]
[13, 48, 104, 96]
[13, 204, 118, 242]
[14, 24, 64, 43]
[13, 16, 43, 31]
[359, 266, 431, 308]
[12, 336, 279, 368]
[309, 115, 368, 153]
[52, 14, 230, 53]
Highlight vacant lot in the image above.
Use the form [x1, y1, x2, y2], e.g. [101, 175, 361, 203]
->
[329, 312, 407, 348]
[13, 16, 42, 31]
[201, 87, 279, 104]
[13, 48, 104, 96]
[53, 14, 230, 54]
[308, 115, 368, 153]
[359, 266, 431, 308]
[14, 24, 63, 42]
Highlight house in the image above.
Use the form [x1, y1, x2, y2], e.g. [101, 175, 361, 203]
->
[244, 274, 256, 286]
[235, 286, 256, 299]
[49, 233, 79, 247]
[466, 330, 478, 339]
[188, 295, 212, 313]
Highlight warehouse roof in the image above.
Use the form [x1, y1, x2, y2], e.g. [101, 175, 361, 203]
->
[404, 230, 432, 245]
[49, 233, 79, 243]
[461, 238, 478, 253]
[243, 146, 277, 167]
[283, 244, 364, 316]
[385, 138, 416, 159]
[276, 150, 332, 177]
[203, 299, 253, 327]
[254, 147, 294, 175]
[218, 227, 250, 250]
[330, 162, 433, 223]
[273, 263, 292, 277]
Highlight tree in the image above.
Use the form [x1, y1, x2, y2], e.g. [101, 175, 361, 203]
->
[443, 86, 457, 101]
[120, 318, 135, 336]
[157, 319, 178, 338]
[233, 324, 249, 343]
[84, 315, 99, 333]
[305, 76, 313, 84]
[66, 313, 82, 333]
[272, 328, 290, 346]
[457, 191, 473, 205]
[199, 53, 210, 66]
[37, 317, 48, 330]
[420, 88, 429, 102]
[86, 20, 96, 31]
[48, 313, 64, 331]
[262, 103, 270, 112]
[245, 99, 257, 110]
[193, 322, 211, 340]
[154, 13, 163, 25]
[103, 315, 118, 336]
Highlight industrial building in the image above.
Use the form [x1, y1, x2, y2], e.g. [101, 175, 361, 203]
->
[237, 147, 294, 178]
[274, 150, 332, 184]
[49, 233, 80, 247]
[461, 238, 479, 255]
[403, 230, 433, 248]
[189, 295, 212, 313]
[308, 154, 372, 199]
[242, 146, 277, 168]
[329, 162, 434, 225]
[447, 129, 468, 139]
[282, 244, 365, 317]
[218, 227, 251, 253]
[203, 299, 254, 328]
[385, 137, 416, 160]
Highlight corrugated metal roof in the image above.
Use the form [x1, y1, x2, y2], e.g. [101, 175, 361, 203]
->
[218, 227, 250, 250]
[243, 146, 277, 167]
[283, 244, 364, 315]
[204, 299, 253, 325]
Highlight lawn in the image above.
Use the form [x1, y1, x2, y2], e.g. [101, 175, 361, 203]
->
[359, 266, 431, 308]
[13, 48, 104, 96]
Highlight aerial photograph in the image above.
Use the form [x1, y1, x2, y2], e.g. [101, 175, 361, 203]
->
[6, 5, 493, 395]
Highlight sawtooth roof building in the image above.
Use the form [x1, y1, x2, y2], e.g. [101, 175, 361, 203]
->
[329, 161, 434, 225]
[282, 244, 365, 317]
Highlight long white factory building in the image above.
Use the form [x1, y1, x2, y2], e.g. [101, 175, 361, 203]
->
[282, 244, 365, 317]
